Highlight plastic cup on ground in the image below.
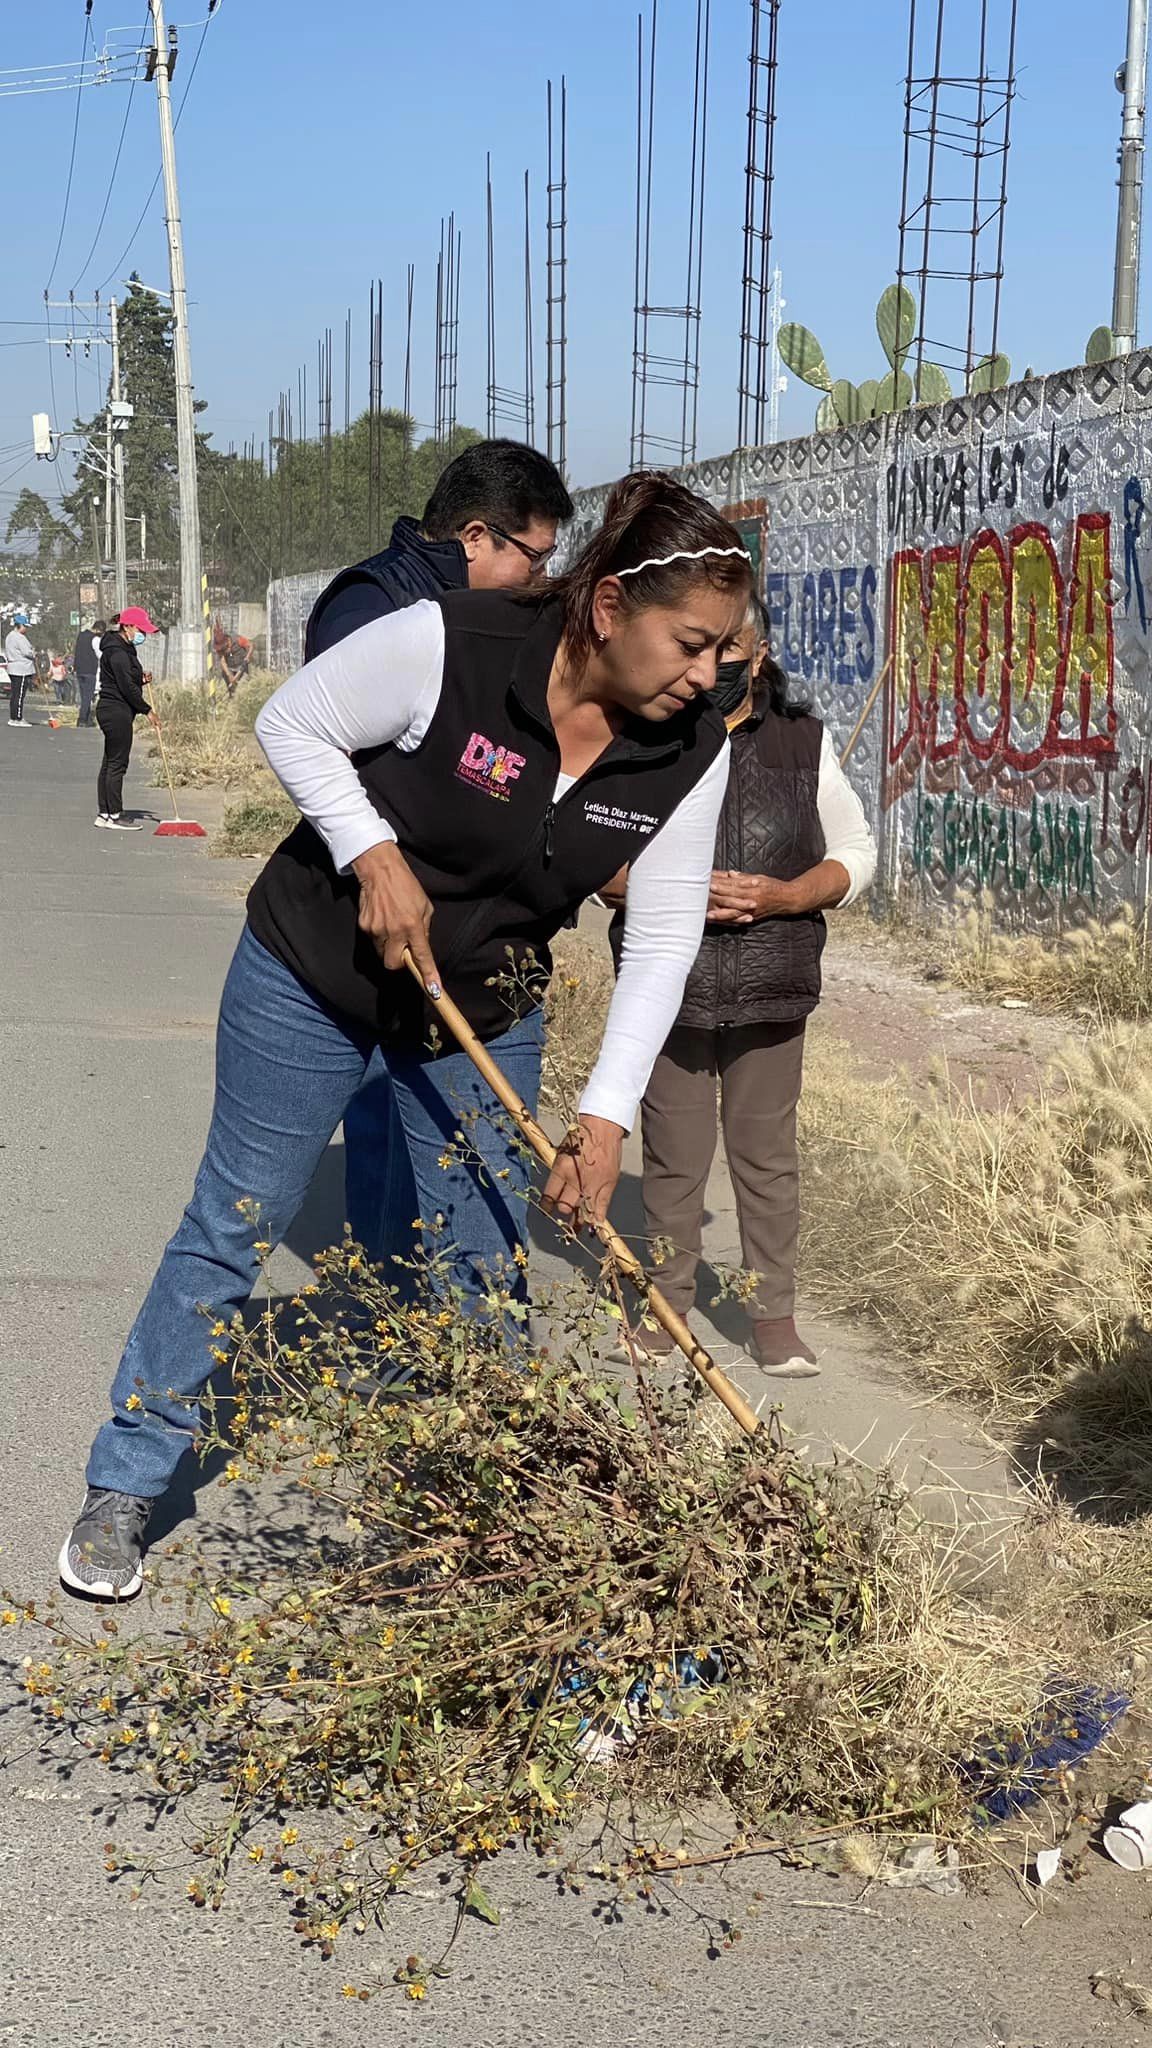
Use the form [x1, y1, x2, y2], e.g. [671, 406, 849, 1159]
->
[1104, 1799, 1152, 1870]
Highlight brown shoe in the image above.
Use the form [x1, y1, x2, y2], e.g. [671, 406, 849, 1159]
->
[751, 1317, 820, 1378]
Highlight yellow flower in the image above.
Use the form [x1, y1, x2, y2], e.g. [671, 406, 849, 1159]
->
[342, 1985, 359, 2000]
[280, 1827, 299, 1846]
[319, 1920, 340, 1942]
[211, 1595, 232, 1618]
[319, 1368, 336, 1389]
[0, 1610, 17, 1626]
[210, 1321, 227, 1338]
[247, 1844, 265, 1864]
[125, 1394, 143, 1413]
[437, 1151, 453, 1170]
[405, 1983, 426, 2002]
[513, 1244, 529, 1267]
[210, 1348, 229, 1365]
[285, 1667, 301, 1686]
[118, 1727, 137, 1746]
[223, 1461, 241, 1483]
[280, 1868, 297, 1886]
[236, 1645, 254, 1665]
[98, 1694, 115, 1714]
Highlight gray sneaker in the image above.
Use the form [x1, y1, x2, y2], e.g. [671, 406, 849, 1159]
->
[58, 1488, 152, 1599]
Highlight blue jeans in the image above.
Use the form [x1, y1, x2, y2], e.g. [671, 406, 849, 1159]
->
[344, 1057, 420, 1275]
[87, 925, 543, 1498]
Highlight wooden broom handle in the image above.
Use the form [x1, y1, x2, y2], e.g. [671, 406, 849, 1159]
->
[838, 651, 893, 769]
[402, 954, 762, 1439]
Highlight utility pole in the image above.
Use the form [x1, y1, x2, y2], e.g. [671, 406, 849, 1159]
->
[1114, 0, 1150, 353]
[87, 497, 108, 622]
[149, 0, 204, 677]
[110, 300, 129, 613]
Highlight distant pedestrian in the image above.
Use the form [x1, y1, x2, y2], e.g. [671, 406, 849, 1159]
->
[4, 614, 36, 727]
[95, 607, 159, 830]
[48, 651, 69, 705]
[73, 619, 101, 726]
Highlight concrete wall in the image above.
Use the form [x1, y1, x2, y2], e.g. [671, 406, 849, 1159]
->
[265, 350, 1152, 927]
[567, 351, 1152, 927]
[266, 568, 332, 676]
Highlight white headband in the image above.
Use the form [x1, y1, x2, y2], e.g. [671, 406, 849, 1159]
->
[614, 544, 752, 578]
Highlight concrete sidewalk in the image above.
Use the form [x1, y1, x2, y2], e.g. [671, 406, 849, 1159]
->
[0, 710, 1143, 2047]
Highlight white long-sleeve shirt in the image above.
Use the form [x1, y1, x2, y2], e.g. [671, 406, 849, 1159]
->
[811, 728, 876, 903]
[256, 601, 730, 1131]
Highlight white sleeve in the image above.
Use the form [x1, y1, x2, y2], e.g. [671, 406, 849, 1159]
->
[579, 743, 729, 1131]
[255, 601, 445, 874]
[817, 726, 876, 906]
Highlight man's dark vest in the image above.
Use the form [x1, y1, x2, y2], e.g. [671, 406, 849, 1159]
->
[304, 517, 468, 661]
[610, 703, 826, 1029]
[247, 590, 728, 1047]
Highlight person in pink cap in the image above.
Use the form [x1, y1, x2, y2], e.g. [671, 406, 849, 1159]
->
[95, 607, 160, 830]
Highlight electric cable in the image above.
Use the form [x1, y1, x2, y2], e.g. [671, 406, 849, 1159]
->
[45, 6, 94, 292]
[93, 8, 218, 296]
[69, 5, 153, 295]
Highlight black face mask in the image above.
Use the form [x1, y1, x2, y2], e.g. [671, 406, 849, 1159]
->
[711, 657, 752, 720]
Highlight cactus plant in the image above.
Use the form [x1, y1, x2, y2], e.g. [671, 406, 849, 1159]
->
[875, 368, 915, 414]
[915, 360, 952, 406]
[777, 324, 832, 391]
[969, 353, 1011, 393]
[778, 285, 953, 428]
[876, 283, 916, 374]
[1085, 325, 1117, 365]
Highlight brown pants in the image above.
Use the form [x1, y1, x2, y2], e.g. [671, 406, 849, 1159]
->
[640, 1020, 807, 1322]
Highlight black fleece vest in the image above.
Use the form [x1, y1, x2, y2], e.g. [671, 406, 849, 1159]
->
[247, 590, 728, 1046]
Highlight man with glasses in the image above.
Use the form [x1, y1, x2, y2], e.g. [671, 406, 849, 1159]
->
[305, 437, 571, 660]
[303, 438, 573, 1271]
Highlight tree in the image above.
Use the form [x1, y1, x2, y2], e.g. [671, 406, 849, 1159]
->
[5, 490, 80, 565]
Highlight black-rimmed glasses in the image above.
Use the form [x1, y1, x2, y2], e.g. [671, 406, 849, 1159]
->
[485, 522, 557, 570]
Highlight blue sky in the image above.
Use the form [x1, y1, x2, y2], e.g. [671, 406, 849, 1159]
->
[0, 0, 1142, 527]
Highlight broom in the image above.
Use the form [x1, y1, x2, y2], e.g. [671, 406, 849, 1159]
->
[403, 952, 761, 1440]
[152, 717, 207, 838]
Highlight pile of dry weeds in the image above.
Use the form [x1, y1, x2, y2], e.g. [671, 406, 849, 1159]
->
[13, 1244, 1080, 1996]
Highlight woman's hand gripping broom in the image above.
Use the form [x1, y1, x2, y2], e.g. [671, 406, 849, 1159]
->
[403, 953, 762, 1440]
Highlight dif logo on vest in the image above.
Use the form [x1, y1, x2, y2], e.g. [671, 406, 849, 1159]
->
[456, 731, 527, 801]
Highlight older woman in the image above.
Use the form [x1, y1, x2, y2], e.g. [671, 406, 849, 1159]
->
[607, 596, 876, 1378]
[60, 472, 755, 1599]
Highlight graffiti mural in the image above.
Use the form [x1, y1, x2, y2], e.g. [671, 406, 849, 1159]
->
[562, 350, 1152, 927]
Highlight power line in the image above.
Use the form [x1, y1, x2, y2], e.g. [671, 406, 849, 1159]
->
[45, 6, 95, 293]
[93, 8, 218, 297]
[70, 6, 153, 295]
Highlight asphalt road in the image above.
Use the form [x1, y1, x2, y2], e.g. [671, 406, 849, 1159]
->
[0, 707, 1146, 2048]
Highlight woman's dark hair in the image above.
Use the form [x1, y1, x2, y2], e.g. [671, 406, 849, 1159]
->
[92, 618, 107, 634]
[745, 592, 811, 719]
[551, 471, 754, 670]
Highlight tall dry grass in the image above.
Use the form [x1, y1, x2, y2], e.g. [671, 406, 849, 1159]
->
[944, 905, 1152, 1020]
[799, 1022, 1152, 1505]
[147, 671, 281, 790]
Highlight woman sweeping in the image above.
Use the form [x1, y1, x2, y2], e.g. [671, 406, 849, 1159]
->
[94, 607, 160, 830]
[61, 473, 754, 1598]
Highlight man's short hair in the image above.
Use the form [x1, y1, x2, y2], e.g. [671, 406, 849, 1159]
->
[422, 438, 573, 542]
